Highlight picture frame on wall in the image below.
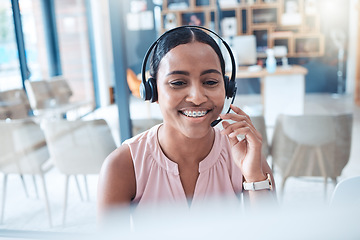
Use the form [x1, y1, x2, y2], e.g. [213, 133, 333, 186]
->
[252, 8, 278, 24]
[181, 12, 205, 26]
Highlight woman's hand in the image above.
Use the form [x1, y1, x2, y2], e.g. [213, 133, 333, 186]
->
[220, 104, 266, 182]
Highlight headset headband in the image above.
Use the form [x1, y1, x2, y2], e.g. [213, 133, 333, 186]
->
[141, 25, 236, 88]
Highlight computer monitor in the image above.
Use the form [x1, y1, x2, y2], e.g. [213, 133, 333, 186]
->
[224, 35, 257, 67]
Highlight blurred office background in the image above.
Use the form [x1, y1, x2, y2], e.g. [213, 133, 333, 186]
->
[0, 0, 360, 234]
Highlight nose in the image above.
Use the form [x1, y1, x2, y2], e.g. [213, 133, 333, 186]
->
[185, 83, 207, 105]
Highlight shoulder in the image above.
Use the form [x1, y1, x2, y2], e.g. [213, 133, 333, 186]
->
[124, 124, 159, 146]
[97, 144, 136, 213]
[98, 125, 160, 207]
[124, 124, 160, 160]
[102, 144, 133, 176]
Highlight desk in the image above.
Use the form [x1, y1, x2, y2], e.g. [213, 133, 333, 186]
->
[236, 65, 308, 126]
[33, 100, 93, 120]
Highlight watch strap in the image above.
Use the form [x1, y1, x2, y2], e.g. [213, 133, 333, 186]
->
[243, 173, 272, 191]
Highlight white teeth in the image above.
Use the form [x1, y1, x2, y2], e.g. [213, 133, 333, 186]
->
[183, 110, 207, 118]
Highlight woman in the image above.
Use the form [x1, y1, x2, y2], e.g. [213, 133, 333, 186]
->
[97, 26, 275, 219]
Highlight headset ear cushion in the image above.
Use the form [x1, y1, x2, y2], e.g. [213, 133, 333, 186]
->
[224, 76, 236, 98]
[224, 76, 229, 94]
[226, 81, 236, 98]
[148, 77, 158, 102]
[140, 78, 151, 101]
[140, 81, 149, 101]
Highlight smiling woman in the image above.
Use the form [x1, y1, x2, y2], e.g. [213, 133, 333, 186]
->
[97, 26, 276, 225]
[156, 42, 225, 138]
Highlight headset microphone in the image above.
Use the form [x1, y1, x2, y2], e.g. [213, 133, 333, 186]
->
[210, 87, 237, 127]
[210, 119, 222, 128]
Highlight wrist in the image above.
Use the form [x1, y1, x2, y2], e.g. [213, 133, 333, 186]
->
[243, 173, 266, 183]
[243, 173, 273, 191]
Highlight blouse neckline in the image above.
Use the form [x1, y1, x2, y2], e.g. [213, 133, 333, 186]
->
[152, 124, 222, 175]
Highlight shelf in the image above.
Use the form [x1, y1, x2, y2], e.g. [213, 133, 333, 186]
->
[251, 7, 278, 25]
[160, 0, 325, 58]
[294, 34, 324, 56]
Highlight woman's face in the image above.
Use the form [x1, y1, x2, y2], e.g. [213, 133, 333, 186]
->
[156, 41, 226, 138]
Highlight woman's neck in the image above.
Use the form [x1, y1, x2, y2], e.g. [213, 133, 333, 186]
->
[157, 124, 215, 165]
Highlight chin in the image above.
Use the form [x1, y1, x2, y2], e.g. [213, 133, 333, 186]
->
[180, 124, 213, 140]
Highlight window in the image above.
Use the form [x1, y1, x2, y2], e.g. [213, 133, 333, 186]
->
[0, 0, 22, 91]
[19, 0, 49, 81]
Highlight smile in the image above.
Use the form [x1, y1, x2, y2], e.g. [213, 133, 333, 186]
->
[181, 110, 209, 118]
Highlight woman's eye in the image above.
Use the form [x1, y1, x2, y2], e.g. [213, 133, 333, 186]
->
[204, 80, 219, 86]
[169, 81, 186, 87]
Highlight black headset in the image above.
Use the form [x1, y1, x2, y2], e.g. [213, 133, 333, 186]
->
[140, 25, 237, 127]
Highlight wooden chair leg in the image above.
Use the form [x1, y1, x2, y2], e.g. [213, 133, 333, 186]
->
[283, 145, 302, 179]
[281, 145, 303, 198]
[331, 178, 337, 186]
[315, 147, 328, 199]
[293, 146, 306, 176]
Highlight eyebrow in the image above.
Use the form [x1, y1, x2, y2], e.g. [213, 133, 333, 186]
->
[166, 69, 221, 76]
[200, 69, 222, 76]
[166, 70, 189, 76]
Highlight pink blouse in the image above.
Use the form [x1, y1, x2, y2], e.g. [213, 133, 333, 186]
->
[123, 124, 243, 210]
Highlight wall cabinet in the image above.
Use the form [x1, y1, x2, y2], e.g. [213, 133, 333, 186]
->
[161, 0, 324, 58]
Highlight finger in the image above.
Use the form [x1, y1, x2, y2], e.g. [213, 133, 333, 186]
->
[221, 106, 263, 141]
[220, 114, 257, 135]
[221, 121, 262, 150]
[230, 104, 251, 121]
[220, 105, 254, 128]
[220, 113, 257, 135]
[220, 112, 250, 123]
[228, 125, 262, 144]
[221, 121, 240, 146]
[222, 120, 262, 142]
[229, 127, 263, 151]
